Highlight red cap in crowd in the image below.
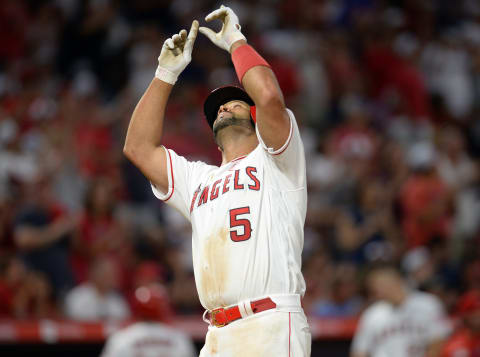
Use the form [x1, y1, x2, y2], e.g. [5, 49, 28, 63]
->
[131, 284, 173, 322]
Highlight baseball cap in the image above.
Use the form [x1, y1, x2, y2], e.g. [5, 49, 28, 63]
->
[203, 85, 254, 129]
[131, 284, 173, 322]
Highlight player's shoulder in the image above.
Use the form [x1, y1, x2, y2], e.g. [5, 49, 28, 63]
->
[253, 107, 303, 161]
[280, 108, 300, 141]
[286, 108, 297, 122]
[104, 325, 132, 352]
[109, 323, 140, 340]
[129, 321, 189, 339]
[166, 147, 218, 169]
[361, 301, 393, 322]
[66, 283, 95, 300]
[166, 147, 219, 178]
[286, 108, 302, 135]
[106, 322, 159, 346]
[407, 291, 443, 309]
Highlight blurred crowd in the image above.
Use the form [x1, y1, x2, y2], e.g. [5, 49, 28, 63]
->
[0, 0, 479, 333]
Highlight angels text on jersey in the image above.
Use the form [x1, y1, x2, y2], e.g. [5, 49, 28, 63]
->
[189, 167, 260, 214]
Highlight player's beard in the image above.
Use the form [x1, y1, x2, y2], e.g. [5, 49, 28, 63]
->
[212, 114, 254, 138]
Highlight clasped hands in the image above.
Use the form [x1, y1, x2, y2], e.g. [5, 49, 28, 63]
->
[156, 5, 246, 84]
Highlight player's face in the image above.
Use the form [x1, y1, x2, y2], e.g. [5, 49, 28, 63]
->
[367, 272, 397, 302]
[217, 100, 251, 120]
[212, 100, 252, 134]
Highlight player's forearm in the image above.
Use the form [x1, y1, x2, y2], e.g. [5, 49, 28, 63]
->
[125, 20, 198, 162]
[15, 218, 74, 251]
[199, 7, 289, 147]
[201, 8, 284, 110]
[230, 40, 290, 148]
[123, 79, 172, 161]
[230, 40, 286, 110]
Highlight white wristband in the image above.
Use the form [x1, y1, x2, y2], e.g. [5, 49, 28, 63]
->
[155, 66, 178, 85]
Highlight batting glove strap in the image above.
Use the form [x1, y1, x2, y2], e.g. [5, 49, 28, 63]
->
[155, 66, 178, 85]
[225, 29, 247, 52]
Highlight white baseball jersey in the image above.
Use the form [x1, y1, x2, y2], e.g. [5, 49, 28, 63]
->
[152, 109, 307, 310]
[101, 322, 196, 357]
[351, 291, 451, 357]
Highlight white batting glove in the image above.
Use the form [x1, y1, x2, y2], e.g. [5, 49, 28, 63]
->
[199, 5, 246, 53]
[156, 20, 199, 85]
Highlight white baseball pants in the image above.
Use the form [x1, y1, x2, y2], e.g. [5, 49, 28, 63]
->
[199, 294, 311, 357]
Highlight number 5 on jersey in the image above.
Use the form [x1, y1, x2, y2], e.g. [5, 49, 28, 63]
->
[229, 207, 252, 242]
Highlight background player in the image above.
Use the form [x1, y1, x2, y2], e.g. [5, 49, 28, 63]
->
[101, 284, 196, 357]
[350, 265, 451, 357]
[123, 5, 311, 357]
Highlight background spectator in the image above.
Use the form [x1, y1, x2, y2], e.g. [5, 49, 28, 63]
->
[0, 255, 55, 318]
[64, 256, 130, 321]
[13, 175, 76, 297]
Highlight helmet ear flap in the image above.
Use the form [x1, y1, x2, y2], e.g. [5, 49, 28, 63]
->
[250, 106, 257, 123]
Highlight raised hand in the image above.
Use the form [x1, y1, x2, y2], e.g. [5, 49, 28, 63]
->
[156, 20, 199, 84]
[199, 5, 246, 53]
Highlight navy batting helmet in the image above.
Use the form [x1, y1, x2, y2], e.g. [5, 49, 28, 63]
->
[203, 85, 255, 129]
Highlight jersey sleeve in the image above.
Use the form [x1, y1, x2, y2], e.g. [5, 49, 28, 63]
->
[420, 295, 451, 342]
[151, 147, 209, 220]
[255, 109, 306, 189]
[351, 309, 376, 354]
[100, 334, 128, 357]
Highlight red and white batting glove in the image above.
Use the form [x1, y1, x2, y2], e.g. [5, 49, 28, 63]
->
[155, 20, 199, 85]
[199, 5, 246, 53]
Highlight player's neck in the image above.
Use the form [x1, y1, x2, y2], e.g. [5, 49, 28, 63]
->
[219, 128, 258, 165]
[390, 286, 408, 306]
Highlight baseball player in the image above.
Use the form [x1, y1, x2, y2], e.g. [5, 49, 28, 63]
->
[123, 5, 311, 357]
[101, 284, 196, 357]
[350, 265, 451, 357]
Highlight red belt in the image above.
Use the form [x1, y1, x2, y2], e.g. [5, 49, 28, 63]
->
[208, 297, 277, 327]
